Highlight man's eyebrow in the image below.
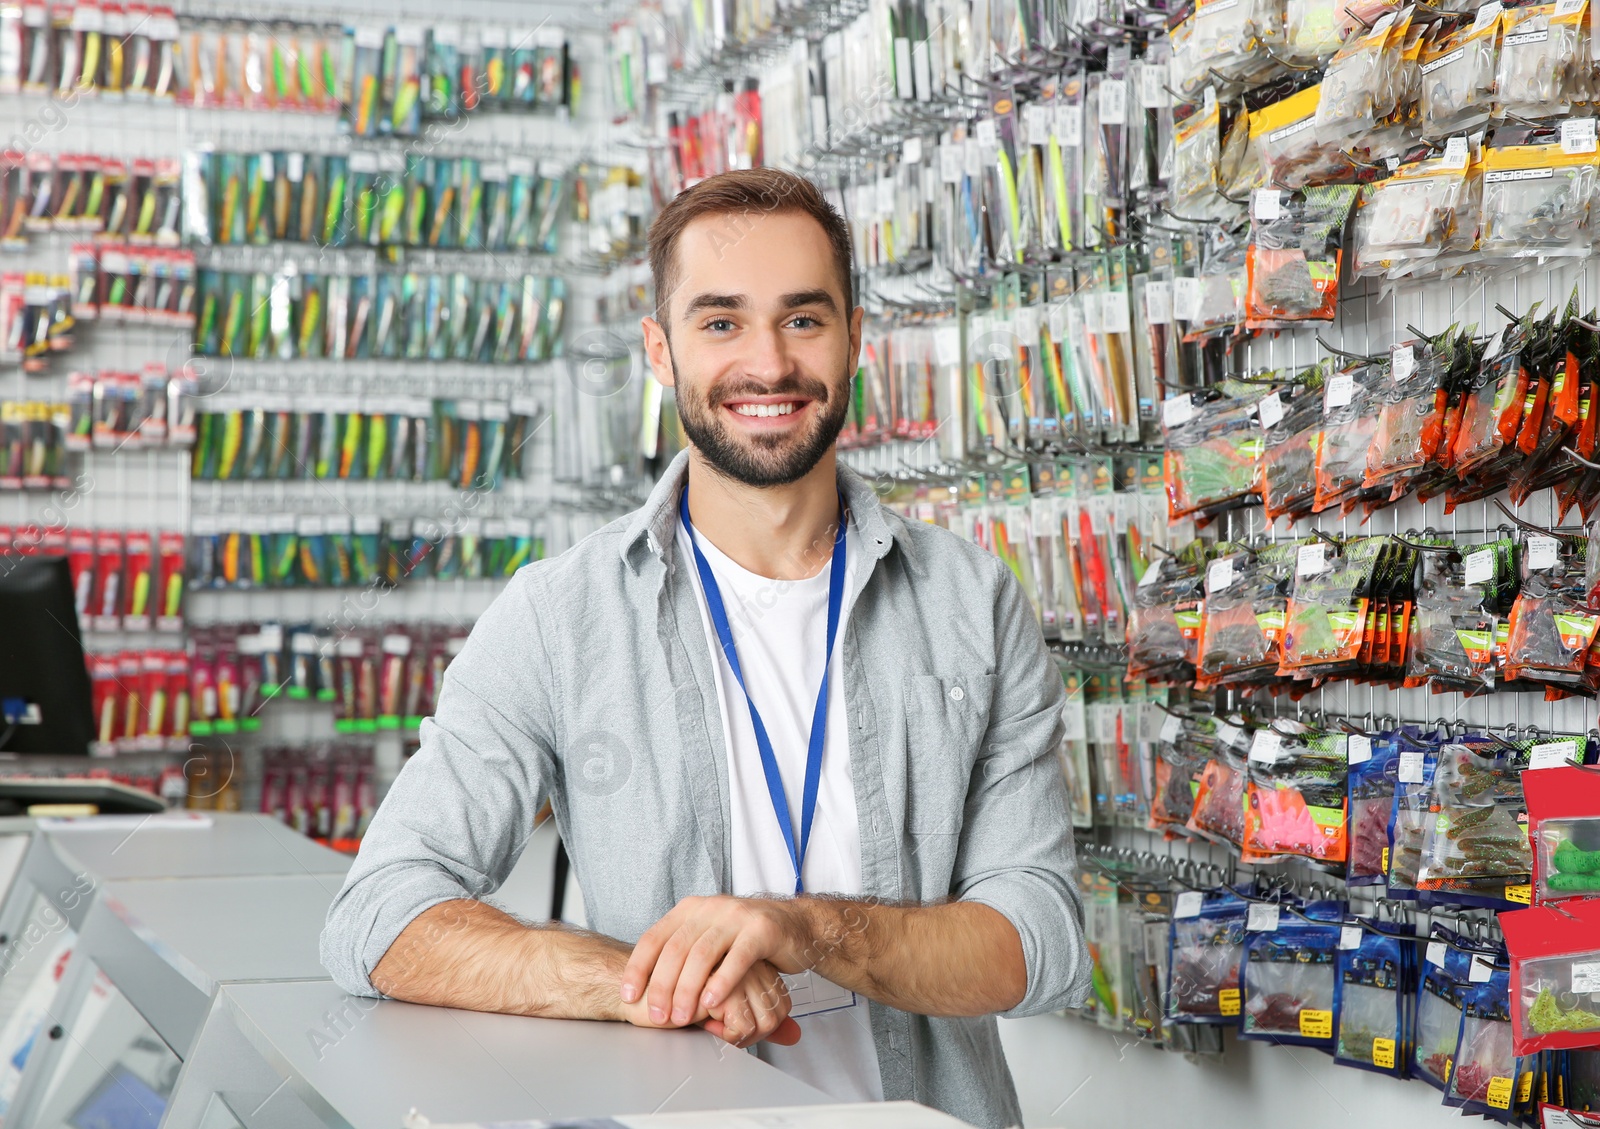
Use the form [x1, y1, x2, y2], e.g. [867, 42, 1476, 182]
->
[681, 293, 746, 317]
[782, 289, 839, 312]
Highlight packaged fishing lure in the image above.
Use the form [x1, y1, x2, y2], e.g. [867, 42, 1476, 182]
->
[1480, 132, 1600, 260]
[1242, 728, 1350, 863]
[1419, 10, 1501, 140]
[1525, 764, 1600, 902]
[1416, 930, 1476, 1089]
[1128, 551, 1205, 683]
[1496, 0, 1587, 120]
[1167, 890, 1250, 1024]
[1417, 742, 1534, 886]
[1315, 8, 1413, 149]
[1188, 743, 1250, 848]
[1500, 898, 1600, 1054]
[1356, 153, 1473, 277]
[1253, 84, 1360, 191]
[1365, 338, 1452, 495]
[1447, 963, 1518, 1118]
[1197, 543, 1295, 687]
[1504, 535, 1595, 687]
[1241, 907, 1342, 1049]
[1283, 0, 1351, 61]
[1334, 923, 1414, 1076]
[1313, 362, 1383, 512]
[1280, 536, 1383, 677]
[1347, 731, 1401, 883]
[1173, 95, 1223, 219]
[1163, 394, 1264, 521]
[1245, 185, 1358, 329]
[1405, 540, 1503, 694]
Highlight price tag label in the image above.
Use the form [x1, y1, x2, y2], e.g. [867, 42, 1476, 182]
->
[939, 142, 962, 183]
[1529, 739, 1579, 769]
[1572, 959, 1600, 993]
[1249, 729, 1282, 762]
[1162, 394, 1195, 428]
[1527, 535, 1560, 571]
[1173, 276, 1201, 321]
[1469, 954, 1495, 983]
[1139, 63, 1167, 108]
[1246, 903, 1280, 932]
[1099, 77, 1127, 125]
[1216, 722, 1243, 748]
[1442, 135, 1470, 169]
[1325, 372, 1356, 408]
[1372, 1038, 1397, 1070]
[1218, 988, 1241, 1016]
[1348, 734, 1373, 764]
[1340, 924, 1364, 950]
[1464, 549, 1495, 585]
[1399, 749, 1426, 783]
[1253, 188, 1282, 220]
[1022, 104, 1048, 144]
[1486, 1077, 1514, 1111]
[1472, 1, 1503, 32]
[1426, 940, 1448, 967]
[1208, 558, 1235, 592]
[1055, 102, 1083, 147]
[1297, 543, 1329, 576]
[1298, 1009, 1334, 1040]
[1174, 891, 1204, 918]
[902, 136, 923, 164]
[1140, 558, 1165, 588]
[1102, 292, 1132, 334]
[1258, 392, 1285, 430]
[1145, 279, 1173, 325]
[1392, 344, 1416, 382]
[1160, 713, 1183, 743]
[933, 326, 960, 366]
[1562, 118, 1598, 155]
[975, 118, 997, 146]
[1505, 883, 1532, 904]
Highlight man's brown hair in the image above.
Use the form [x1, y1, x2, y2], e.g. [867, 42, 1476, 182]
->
[647, 168, 855, 332]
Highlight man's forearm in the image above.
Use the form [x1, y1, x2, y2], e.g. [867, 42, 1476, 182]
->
[796, 898, 1026, 1017]
[371, 899, 631, 1020]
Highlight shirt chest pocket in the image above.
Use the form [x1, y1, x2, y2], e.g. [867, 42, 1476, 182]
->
[901, 673, 993, 835]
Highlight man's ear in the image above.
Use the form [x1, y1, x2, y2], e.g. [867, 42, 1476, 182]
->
[641, 316, 676, 388]
[847, 305, 865, 377]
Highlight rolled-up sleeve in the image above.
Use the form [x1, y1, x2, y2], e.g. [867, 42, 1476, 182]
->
[953, 559, 1092, 1019]
[319, 570, 558, 996]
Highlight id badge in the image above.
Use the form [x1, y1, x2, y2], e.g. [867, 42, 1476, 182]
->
[781, 970, 859, 1018]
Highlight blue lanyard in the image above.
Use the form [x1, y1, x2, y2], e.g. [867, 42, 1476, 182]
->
[679, 488, 847, 895]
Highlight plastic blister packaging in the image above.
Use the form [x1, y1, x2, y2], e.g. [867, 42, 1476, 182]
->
[1246, 186, 1358, 330]
[1418, 13, 1500, 139]
[1416, 934, 1473, 1088]
[1348, 732, 1400, 883]
[1254, 84, 1360, 190]
[1241, 912, 1341, 1047]
[1315, 8, 1411, 148]
[1501, 898, 1600, 1054]
[1446, 966, 1518, 1118]
[1524, 765, 1600, 901]
[1417, 743, 1532, 886]
[1495, 0, 1588, 120]
[1480, 135, 1600, 259]
[1334, 926, 1412, 1076]
[1167, 892, 1248, 1023]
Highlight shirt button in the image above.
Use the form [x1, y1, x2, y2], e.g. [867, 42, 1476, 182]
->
[949, 686, 964, 702]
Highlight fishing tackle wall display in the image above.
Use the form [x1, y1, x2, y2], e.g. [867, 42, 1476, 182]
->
[608, 0, 1600, 1109]
[0, 0, 649, 814]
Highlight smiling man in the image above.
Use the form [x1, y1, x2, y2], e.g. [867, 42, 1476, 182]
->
[320, 167, 1090, 1129]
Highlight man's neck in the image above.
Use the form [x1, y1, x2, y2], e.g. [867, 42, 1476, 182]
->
[683, 450, 843, 581]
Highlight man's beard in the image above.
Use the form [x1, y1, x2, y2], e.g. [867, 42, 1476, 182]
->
[669, 345, 851, 487]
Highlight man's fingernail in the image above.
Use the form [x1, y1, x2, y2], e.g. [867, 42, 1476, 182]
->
[701, 991, 716, 1008]
[620, 984, 638, 1003]
[672, 1008, 688, 1025]
[650, 1006, 666, 1023]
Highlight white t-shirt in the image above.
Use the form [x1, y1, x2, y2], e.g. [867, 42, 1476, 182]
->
[676, 514, 884, 1105]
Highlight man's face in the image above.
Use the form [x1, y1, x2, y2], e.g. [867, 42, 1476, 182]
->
[642, 209, 861, 488]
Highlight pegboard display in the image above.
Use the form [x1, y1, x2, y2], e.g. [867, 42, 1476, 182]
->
[600, 0, 1600, 1108]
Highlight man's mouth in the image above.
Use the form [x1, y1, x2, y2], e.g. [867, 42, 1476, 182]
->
[722, 397, 813, 424]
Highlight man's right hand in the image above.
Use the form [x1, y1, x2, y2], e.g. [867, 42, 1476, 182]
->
[620, 958, 801, 1049]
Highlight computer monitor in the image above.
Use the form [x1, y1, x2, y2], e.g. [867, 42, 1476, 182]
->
[0, 555, 94, 756]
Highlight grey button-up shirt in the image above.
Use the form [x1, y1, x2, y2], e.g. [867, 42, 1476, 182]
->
[320, 450, 1091, 1129]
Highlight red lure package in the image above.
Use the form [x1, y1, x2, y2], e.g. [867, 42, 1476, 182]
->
[1499, 898, 1600, 1055]
[1524, 764, 1600, 903]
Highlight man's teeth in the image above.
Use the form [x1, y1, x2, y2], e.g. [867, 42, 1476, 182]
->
[732, 402, 797, 417]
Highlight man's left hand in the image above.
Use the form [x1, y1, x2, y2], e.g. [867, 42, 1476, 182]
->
[620, 896, 813, 1027]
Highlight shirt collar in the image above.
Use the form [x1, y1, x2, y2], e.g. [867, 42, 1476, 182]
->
[620, 449, 905, 571]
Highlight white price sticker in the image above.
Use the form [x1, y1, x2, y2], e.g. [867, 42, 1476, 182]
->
[1099, 78, 1127, 125]
[975, 118, 997, 146]
[939, 143, 962, 184]
[1340, 925, 1364, 950]
[1139, 63, 1168, 108]
[1246, 903, 1281, 932]
[1175, 891, 1204, 919]
[1258, 393, 1285, 430]
[1145, 279, 1173, 325]
[1529, 739, 1579, 769]
[1392, 344, 1416, 382]
[933, 325, 961, 366]
[1399, 750, 1426, 784]
[1161, 713, 1183, 743]
[1469, 953, 1495, 983]
[1426, 940, 1448, 967]
[1325, 372, 1356, 409]
[1173, 276, 1201, 321]
[1297, 543, 1329, 576]
[1464, 549, 1495, 585]
[1572, 959, 1600, 994]
[1253, 188, 1282, 220]
[1162, 394, 1195, 428]
[1022, 104, 1048, 144]
[1056, 102, 1083, 147]
[1562, 118, 1598, 155]
[1527, 535, 1560, 571]
[1102, 292, 1132, 334]
[1216, 722, 1243, 748]
[1442, 135, 1470, 169]
[1348, 734, 1373, 764]
[1472, 1, 1503, 32]
[1249, 729, 1283, 762]
[902, 137, 923, 164]
[1208, 558, 1235, 592]
[1556, 0, 1586, 16]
